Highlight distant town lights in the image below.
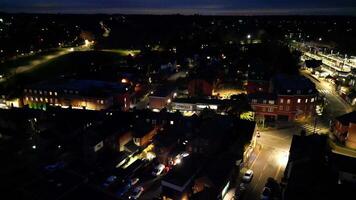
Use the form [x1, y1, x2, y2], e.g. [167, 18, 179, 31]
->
[121, 78, 128, 83]
[32, 145, 37, 149]
[247, 34, 251, 39]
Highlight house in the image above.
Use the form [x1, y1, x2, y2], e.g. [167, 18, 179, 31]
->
[192, 153, 238, 200]
[333, 111, 356, 148]
[161, 156, 203, 200]
[249, 74, 317, 122]
[149, 86, 176, 111]
[283, 134, 335, 200]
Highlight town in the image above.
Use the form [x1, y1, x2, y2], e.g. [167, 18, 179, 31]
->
[0, 12, 356, 200]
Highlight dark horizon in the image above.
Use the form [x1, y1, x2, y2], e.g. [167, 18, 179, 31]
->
[1, 0, 356, 16]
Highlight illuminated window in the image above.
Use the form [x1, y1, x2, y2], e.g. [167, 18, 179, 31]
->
[305, 99, 308, 103]
[30, 97, 33, 101]
[25, 97, 29, 101]
[287, 99, 291, 104]
[287, 89, 291, 93]
[311, 98, 314, 102]
[45, 98, 48, 102]
[35, 97, 38, 101]
[49, 91, 52, 95]
[39, 90, 42, 95]
[268, 100, 275, 105]
[40, 97, 43, 102]
[280, 98, 284, 103]
[297, 99, 301, 103]
[54, 92, 57, 96]
[100, 100, 104, 104]
[170, 120, 174, 125]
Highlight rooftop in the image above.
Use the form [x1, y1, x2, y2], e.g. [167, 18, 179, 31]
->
[336, 111, 356, 126]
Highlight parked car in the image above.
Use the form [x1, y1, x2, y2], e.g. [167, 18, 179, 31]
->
[242, 169, 254, 183]
[102, 175, 117, 187]
[116, 183, 131, 197]
[130, 177, 140, 186]
[129, 186, 144, 199]
[152, 164, 165, 176]
[260, 187, 271, 200]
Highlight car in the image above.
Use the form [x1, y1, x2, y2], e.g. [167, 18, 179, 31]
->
[103, 175, 117, 187]
[116, 183, 131, 197]
[239, 183, 247, 192]
[44, 161, 65, 172]
[130, 177, 140, 186]
[129, 186, 144, 199]
[152, 164, 165, 176]
[260, 187, 271, 200]
[242, 169, 254, 182]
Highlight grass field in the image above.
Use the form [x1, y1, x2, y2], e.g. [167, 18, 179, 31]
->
[0, 50, 132, 94]
[0, 49, 60, 74]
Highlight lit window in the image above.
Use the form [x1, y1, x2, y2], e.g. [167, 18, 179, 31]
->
[25, 97, 29, 100]
[311, 98, 314, 102]
[45, 98, 48, 102]
[54, 92, 57, 96]
[263, 100, 267, 104]
[287, 89, 291, 93]
[170, 120, 174, 125]
[268, 100, 275, 105]
[280, 98, 284, 103]
[287, 99, 291, 104]
[30, 97, 33, 101]
[39, 90, 42, 95]
[100, 100, 104, 104]
[297, 99, 301, 103]
[49, 91, 52, 95]
[40, 97, 43, 102]
[35, 97, 38, 101]
[305, 99, 308, 103]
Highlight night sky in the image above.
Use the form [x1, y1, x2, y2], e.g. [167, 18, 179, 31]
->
[1, 0, 356, 15]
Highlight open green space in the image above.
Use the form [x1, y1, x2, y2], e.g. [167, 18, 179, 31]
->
[0, 50, 129, 95]
[0, 49, 60, 74]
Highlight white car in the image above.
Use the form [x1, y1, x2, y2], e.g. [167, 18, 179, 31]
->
[129, 186, 144, 199]
[242, 169, 254, 183]
[152, 164, 165, 176]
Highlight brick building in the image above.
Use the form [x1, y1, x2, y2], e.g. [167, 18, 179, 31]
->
[249, 74, 317, 122]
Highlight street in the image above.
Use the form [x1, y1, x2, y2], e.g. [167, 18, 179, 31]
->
[240, 127, 295, 200]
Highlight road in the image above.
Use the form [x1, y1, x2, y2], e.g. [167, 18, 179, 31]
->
[301, 70, 352, 129]
[240, 127, 295, 200]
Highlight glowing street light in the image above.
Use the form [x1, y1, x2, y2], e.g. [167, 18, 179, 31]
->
[32, 145, 37, 149]
[247, 34, 251, 39]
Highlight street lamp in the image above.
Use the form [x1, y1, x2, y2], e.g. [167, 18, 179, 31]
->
[247, 34, 251, 39]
